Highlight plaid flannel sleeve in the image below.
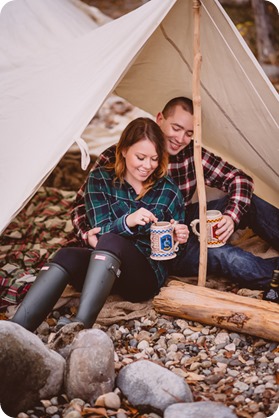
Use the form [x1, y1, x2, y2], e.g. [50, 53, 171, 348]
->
[202, 148, 254, 225]
[71, 145, 117, 246]
[84, 169, 132, 236]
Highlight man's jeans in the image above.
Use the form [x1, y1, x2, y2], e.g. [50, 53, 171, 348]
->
[172, 194, 279, 289]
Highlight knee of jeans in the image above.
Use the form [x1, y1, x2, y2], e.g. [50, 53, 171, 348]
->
[251, 194, 276, 213]
[251, 194, 262, 206]
[207, 245, 240, 270]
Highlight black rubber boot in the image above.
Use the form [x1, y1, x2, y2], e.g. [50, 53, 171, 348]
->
[11, 263, 70, 332]
[57, 250, 121, 329]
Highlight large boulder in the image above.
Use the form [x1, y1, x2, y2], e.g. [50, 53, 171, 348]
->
[164, 401, 237, 417]
[0, 321, 65, 416]
[64, 328, 115, 403]
[116, 359, 193, 414]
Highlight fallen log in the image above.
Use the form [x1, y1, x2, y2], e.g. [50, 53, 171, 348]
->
[153, 280, 279, 342]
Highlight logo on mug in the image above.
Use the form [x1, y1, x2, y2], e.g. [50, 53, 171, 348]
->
[160, 234, 172, 251]
[150, 222, 179, 260]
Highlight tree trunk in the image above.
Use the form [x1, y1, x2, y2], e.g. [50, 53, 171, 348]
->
[251, 0, 277, 64]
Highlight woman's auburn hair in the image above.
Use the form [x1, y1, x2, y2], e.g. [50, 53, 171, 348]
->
[106, 117, 168, 199]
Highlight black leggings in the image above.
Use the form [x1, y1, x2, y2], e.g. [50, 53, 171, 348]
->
[52, 233, 159, 302]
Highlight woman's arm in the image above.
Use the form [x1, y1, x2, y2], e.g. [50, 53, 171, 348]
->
[84, 169, 131, 237]
[71, 145, 117, 245]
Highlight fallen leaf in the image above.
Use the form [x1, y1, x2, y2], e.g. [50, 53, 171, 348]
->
[238, 354, 247, 364]
[70, 305, 78, 315]
[181, 355, 201, 367]
[234, 408, 253, 418]
[188, 324, 203, 331]
[224, 351, 233, 358]
[121, 400, 139, 415]
[151, 327, 167, 340]
[82, 406, 108, 417]
[46, 317, 57, 327]
[186, 372, 205, 381]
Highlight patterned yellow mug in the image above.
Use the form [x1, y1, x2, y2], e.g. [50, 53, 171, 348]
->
[190, 210, 225, 248]
[150, 221, 179, 260]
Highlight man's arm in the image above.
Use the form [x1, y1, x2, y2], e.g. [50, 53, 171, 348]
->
[202, 147, 254, 225]
[71, 145, 117, 246]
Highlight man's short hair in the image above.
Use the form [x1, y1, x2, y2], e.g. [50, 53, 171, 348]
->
[162, 97, 193, 117]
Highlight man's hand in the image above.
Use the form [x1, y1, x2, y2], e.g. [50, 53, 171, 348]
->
[216, 215, 235, 243]
[87, 227, 101, 248]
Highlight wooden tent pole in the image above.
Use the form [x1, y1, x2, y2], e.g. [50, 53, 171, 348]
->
[192, 0, 207, 287]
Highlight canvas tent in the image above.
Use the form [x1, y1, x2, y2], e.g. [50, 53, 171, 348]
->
[0, 0, 278, 235]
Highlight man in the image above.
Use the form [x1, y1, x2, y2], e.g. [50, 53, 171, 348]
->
[71, 97, 279, 292]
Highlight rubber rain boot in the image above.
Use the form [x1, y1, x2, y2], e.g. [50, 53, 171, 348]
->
[58, 250, 121, 329]
[11, 263, 70, 332]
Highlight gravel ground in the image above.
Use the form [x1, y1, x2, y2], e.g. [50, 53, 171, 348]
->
[13, 305, 279, 418]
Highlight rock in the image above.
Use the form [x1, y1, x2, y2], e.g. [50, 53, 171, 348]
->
[63, 411, 83, 418]
[214, 332, 229, 346]
[62, 398, 85, 417]
[0, 321, 65, 416]
[233, 381, 249, 392]
[95, 392, 121, 409]
[164, 401, 237, 417]
[47, 321, 85, 359]
[116, 359, 193, 414]
[64, 329, 115, 403]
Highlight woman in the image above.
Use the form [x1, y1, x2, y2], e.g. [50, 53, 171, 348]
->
[11, 118, 189, 332]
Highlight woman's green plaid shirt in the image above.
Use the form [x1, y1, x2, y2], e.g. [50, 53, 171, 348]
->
[84, 167, 185, 287]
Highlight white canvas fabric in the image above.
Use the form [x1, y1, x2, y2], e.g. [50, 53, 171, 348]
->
[115, 0, 279, 205]
[0, 0, 278, 234]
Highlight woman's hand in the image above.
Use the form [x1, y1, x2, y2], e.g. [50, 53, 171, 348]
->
[126, 209, 158, 228]
[172, 220, 189, 244]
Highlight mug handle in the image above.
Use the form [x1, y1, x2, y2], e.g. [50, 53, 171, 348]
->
[190, 219, 200, 237]
[172, 221, 180, 252]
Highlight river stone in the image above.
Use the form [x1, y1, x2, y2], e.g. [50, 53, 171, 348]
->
[116, 359, 193, 413]
[164, 401, 237, 417]
[0, 321, 65, 416]
[64, 329, 115, 403]
[48, 321, 85, 359]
